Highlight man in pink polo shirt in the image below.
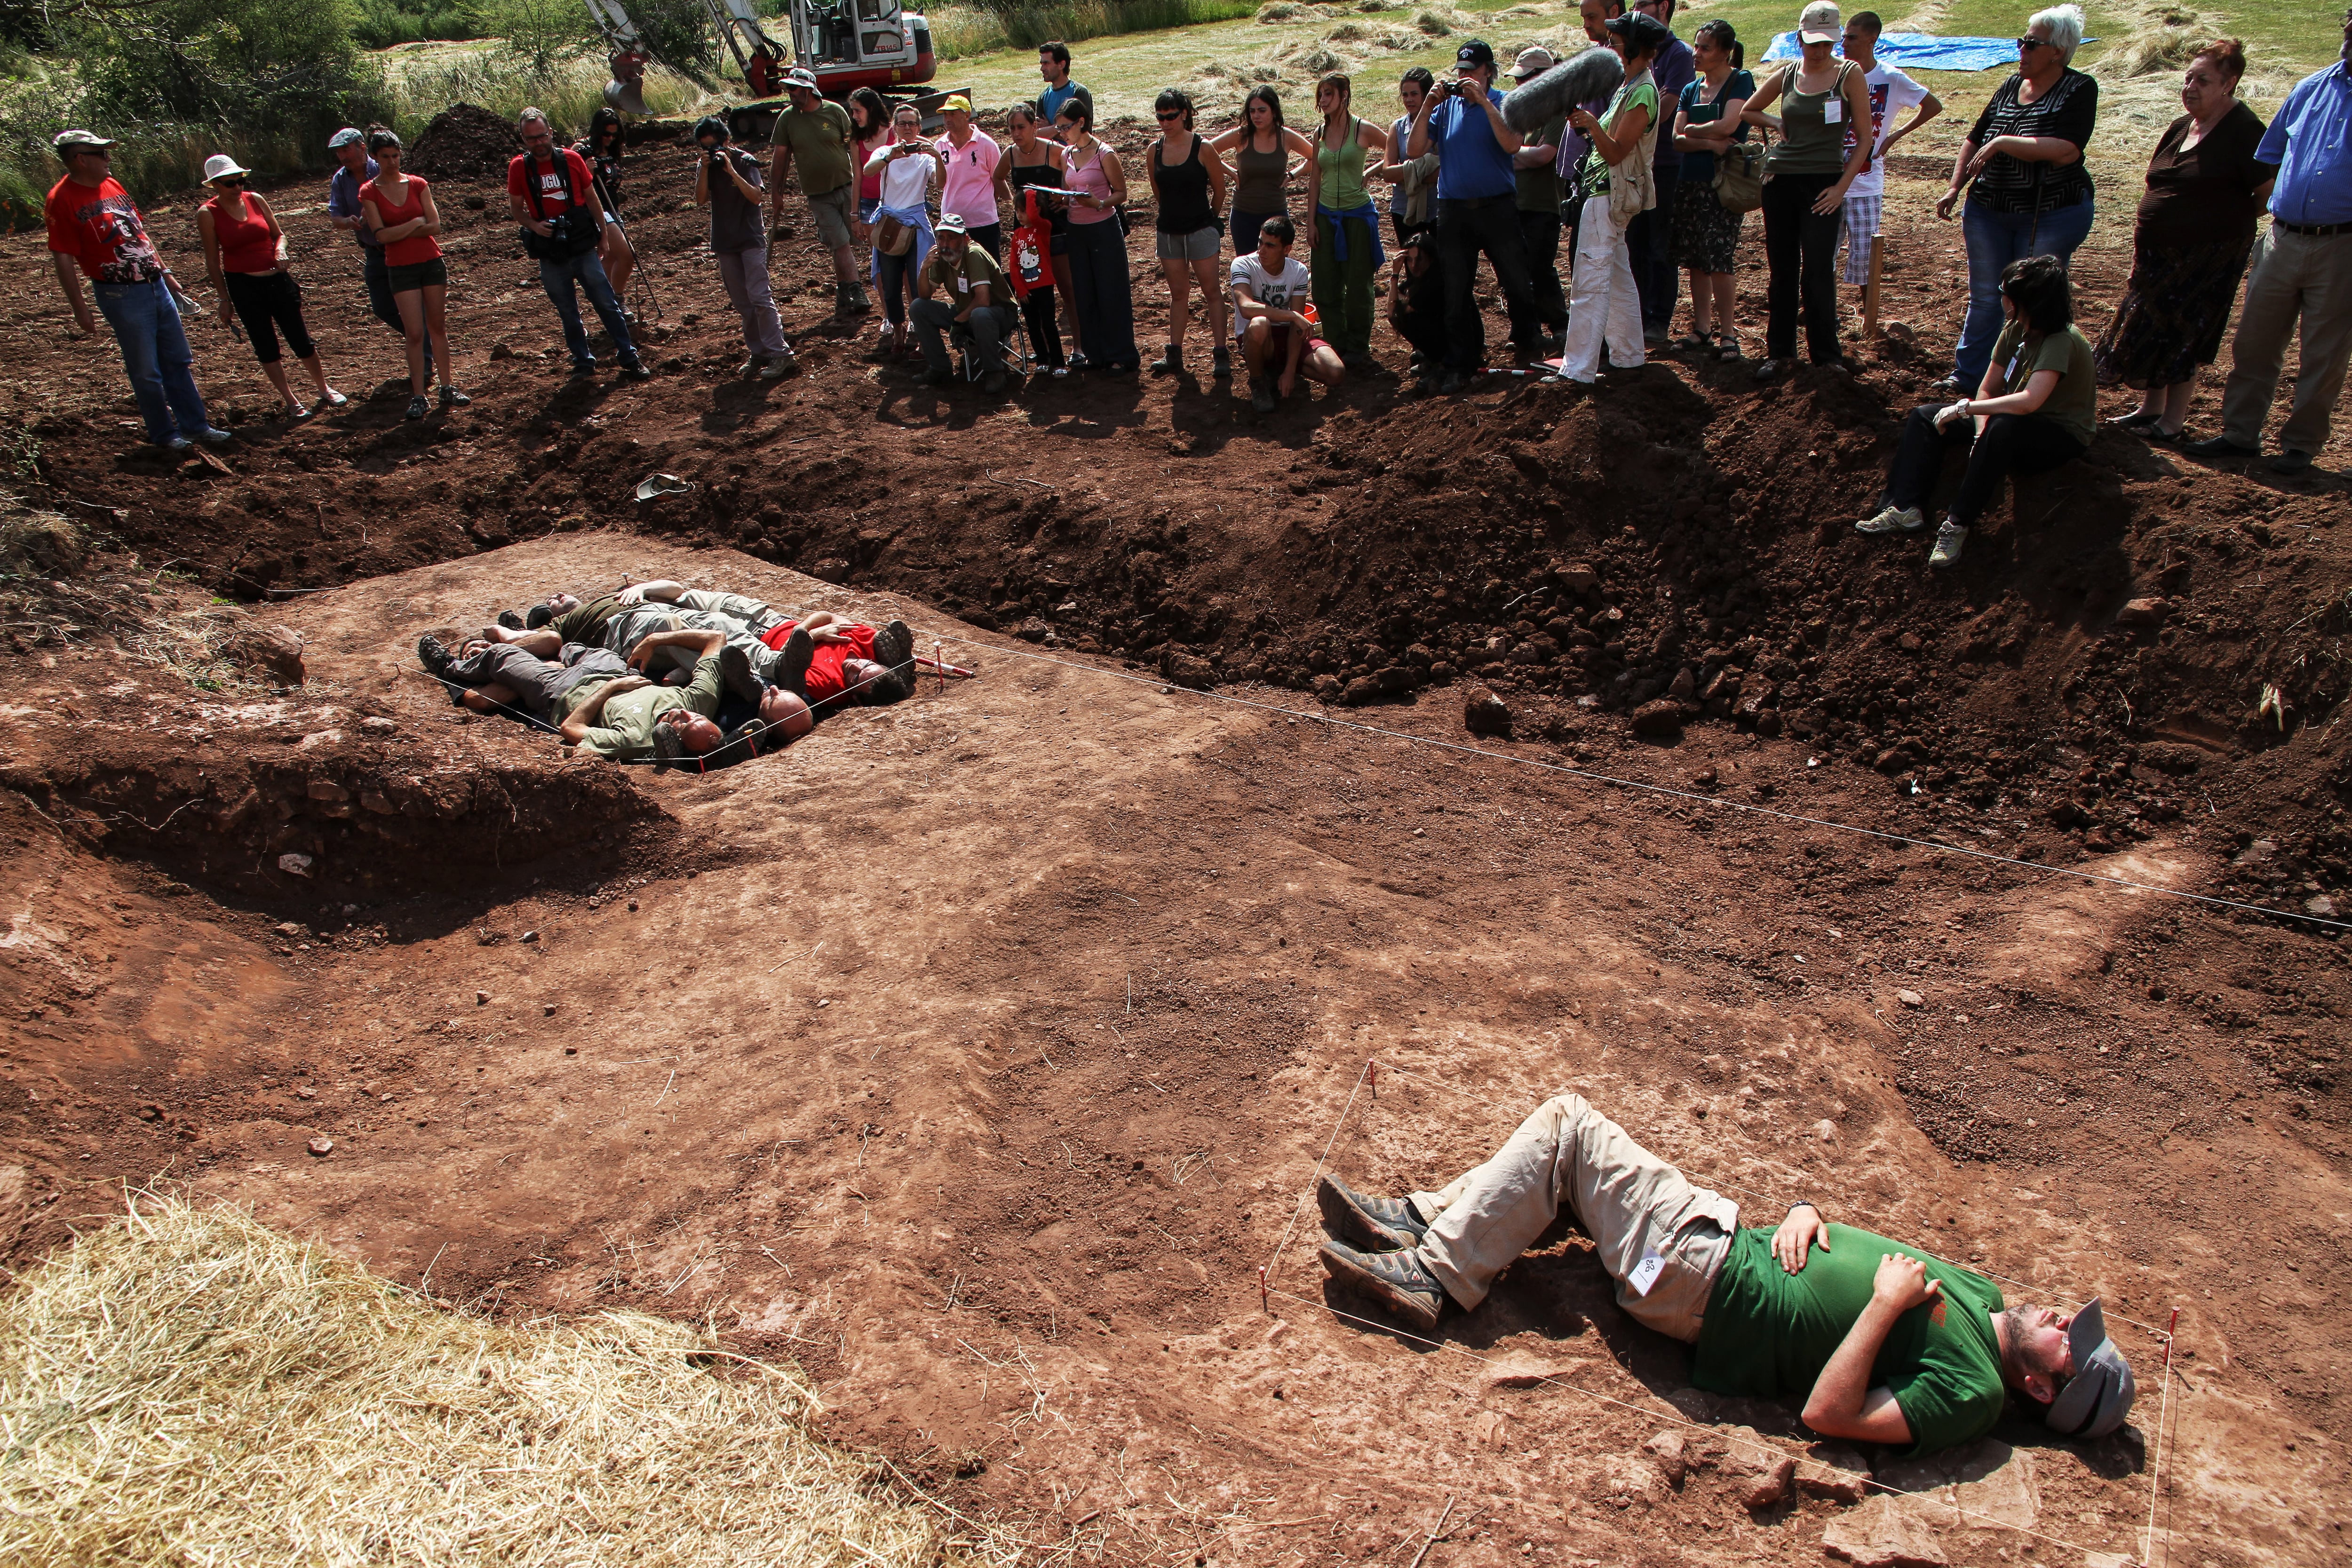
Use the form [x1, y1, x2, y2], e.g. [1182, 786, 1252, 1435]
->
[934, 96, 1006, 261]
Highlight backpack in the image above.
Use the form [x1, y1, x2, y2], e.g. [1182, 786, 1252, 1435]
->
[517, 152, 602, 261]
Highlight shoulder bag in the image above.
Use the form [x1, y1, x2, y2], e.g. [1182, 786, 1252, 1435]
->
[1715, 125, 1767, 213]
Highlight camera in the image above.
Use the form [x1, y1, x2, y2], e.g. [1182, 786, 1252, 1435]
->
[1431, 78, 1464, 99]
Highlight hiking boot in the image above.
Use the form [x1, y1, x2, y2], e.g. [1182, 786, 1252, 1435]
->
[1412, 373, 1439, 396]
[1250, 382, 1276, 414]
[616, 358, 652, 381]
[1212, 345, 1232, 380]
[1149, 342, 1183, 376]
[496, 610, 524, 630]
[1317, 1239, 1448, 1333]
[1855, 503, 1924, 535]
[195, 426, 235, 446]
[772, 627, 816, 696]
[873, 619, 915, 677]
[1927, 521, 1969, 568]
[438, 383, 471, 406]
[1317, 1175, 1429, 1252]
[416, 635, 456, 679]
[717, 642, 760, 702]
[763, 351, 797, 379]
[651, 722, 689, 772]
[1342, 351, 1381, 375]
[404, 394, 429, 421]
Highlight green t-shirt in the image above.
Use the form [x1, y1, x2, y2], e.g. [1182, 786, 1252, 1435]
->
[1517, 114, 1567, 213]
[551, 593, 623, 645]
[574, 653, 724, 761]
[1990, 320, 2097, 448]
[1691, 1224, 2007, 1457]
[778, 101, 855, 196]
[926, 239, 1008, 303]
[1581, 79, 1659, 194]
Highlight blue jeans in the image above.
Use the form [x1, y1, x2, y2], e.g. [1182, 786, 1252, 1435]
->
[538, 248, 638, 368]
[1955, 195, 2095, 384]
[93, 278, 211, 444]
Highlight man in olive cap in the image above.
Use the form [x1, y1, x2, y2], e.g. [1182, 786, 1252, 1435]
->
[769, 66, 866, 318]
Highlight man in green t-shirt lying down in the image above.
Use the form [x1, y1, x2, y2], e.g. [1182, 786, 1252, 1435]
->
[1316, 1091, 2136, 1457]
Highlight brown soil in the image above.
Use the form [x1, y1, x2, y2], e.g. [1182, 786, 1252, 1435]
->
[1, 138, 2346, 1567]
[408, 102, 542, 184]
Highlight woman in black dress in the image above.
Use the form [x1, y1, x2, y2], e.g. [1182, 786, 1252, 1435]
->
[2093, 39, 2272, 442]
[576, 106, 635, 309]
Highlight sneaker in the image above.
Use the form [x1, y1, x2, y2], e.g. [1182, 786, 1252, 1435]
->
[438, 384, 470, 406]
[1317, 1239, 1448, 1333]
[496, 610, 524, 631]
[772, 627, 816, 695]
[196, 427, 234, 446]
[1066, 352, 1091, 373]
[1049, 364, 1069, 378]
[319, 389, 349, 409]
[1412, 373, 1439, 396]
[1436, 370, 1466, 395]
[1149, 343, 1182, 376]
[873, 619, 915, 674]
[1250, 382, 1275, 413]
[1212, 345, 1232, 380]
[1855, 504, 1925, 535]
[160, 436, 195, 454]
[763, 352, 798, 379]
[416, 635, 456, 679]
[1316, 1175, 1429, 1251]
[1752, 358, 1783, 383]
[2185, 435, 2258, 459]
[569, 361, 596, 379]
[1341, 352, 1380, 375]
[1927, 522, 1969, 568]
[717, 642, 761, 702]
[617, 359, 652, 382]
[404, 395, 429, 421]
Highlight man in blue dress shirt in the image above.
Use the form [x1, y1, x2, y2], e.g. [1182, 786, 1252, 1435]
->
[2193, 8, 2352, 475]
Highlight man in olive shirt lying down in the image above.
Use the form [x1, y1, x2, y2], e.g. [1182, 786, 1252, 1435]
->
[556, 628, 754, 764]
[1316, 1091, 2135, 1457]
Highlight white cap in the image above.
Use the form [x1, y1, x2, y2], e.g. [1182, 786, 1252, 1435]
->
[1510, 46, 1557, 80]
[1797, 0, 1840, 44]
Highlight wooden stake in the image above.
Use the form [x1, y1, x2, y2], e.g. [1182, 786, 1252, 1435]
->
[1864, 231, 1883, 339]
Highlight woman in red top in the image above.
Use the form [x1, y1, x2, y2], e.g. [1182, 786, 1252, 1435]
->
[197, 154, 343, 420]
[358, 130, 467, 421]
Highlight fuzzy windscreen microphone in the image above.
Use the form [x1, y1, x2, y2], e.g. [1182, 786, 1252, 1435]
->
[1501, 46, 1624, 133]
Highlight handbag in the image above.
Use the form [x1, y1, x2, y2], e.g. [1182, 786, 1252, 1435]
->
[1714, 133, 1765, 213]
[875, 214, 915, 256]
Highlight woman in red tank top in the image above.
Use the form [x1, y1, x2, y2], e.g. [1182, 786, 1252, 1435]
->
[198, 154, 343, 419]
[358, 130, 468, 421]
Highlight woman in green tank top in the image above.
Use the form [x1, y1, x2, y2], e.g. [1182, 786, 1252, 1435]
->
[1741, 0, 1875, 377]
[1308, 72, 1390, 367]
[1208, 85, 1317, 257]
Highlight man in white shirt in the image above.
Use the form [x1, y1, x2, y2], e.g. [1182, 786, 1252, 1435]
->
[1231, 215, 1344, 411]
[1838, 12, 1940, 306]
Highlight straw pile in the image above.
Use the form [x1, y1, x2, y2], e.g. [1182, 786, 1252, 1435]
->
[0, 1199, 1004, 1567]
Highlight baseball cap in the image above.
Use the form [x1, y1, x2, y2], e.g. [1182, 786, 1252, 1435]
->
[1510, 46, 1557, 80]
[940, 94, 973, 112]
[525, 602, 555, 631]
[2043, 1298, 2137, 1441]
[53, 128, 118, 154]
[1455, 39, 1496, 69]
[328, 127, 365, 150]
[936, 213, 969, 235]
[783, 66, 819, 92]
[1797, 0, 1841, 44]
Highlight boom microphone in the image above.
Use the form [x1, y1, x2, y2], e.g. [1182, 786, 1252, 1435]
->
[1502, 46, 1624, 133]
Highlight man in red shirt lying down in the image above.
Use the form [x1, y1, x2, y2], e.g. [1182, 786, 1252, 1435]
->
[762, 612, 916, 710]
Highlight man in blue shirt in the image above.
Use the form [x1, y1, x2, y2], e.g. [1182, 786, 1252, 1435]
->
[1037, 42, 1091, 142]
[1626, 0, 1694, 345]
[2193, 8, 2352, 475]
[324, 126, 434, 383]
[1409, 39, 1555, 391]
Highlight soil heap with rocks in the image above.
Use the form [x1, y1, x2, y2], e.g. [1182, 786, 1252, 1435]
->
[407, 103, 524, 183]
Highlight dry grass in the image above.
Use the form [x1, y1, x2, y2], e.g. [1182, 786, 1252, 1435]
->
[0, 1197, 1014, 1567]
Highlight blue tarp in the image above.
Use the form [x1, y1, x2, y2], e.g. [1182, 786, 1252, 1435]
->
[1757, 32, 2091, 70]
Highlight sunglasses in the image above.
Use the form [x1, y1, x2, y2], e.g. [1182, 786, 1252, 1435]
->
[1155, 110, 1184, 120]
[2015, 35, 2052, 50]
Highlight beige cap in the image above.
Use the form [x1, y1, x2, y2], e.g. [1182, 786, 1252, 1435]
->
[1797, 0, 1840, 44]
[1510, 46, 1557, 80]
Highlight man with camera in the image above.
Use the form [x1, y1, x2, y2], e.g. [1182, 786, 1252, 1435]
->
[508, 108, 649, 380]
[1407, 40, 1552, 391]
[693, 116, 795, 379]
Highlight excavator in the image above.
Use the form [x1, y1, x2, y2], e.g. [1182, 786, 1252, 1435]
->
[587, 0, 949, 139]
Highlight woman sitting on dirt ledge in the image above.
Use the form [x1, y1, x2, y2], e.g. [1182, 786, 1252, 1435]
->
[1316, 1089, 2135, 1458]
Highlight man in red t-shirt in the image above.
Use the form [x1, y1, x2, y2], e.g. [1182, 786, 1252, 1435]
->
[506, 108, 649, 381]
[759, 613, 917, 710]
[44, 128, 226, 452]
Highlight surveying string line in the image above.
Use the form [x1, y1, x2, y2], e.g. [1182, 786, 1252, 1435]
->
[1361, 1057, 2174, 1340]
[1261, 1284, 2149, 1566]
[920, 631, 2352, 936]
[1260, 1057, 1374, 1308]
[2144, 1306, 2180, 1568]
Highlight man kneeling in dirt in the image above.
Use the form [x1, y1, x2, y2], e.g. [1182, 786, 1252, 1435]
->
[1316, 1091, 2136, 1457]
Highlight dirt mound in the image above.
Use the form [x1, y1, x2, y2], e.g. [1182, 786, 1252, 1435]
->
[406, 103, 523, 184]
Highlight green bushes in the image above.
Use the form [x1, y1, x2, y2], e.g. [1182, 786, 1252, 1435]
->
[349, 0, 480, 49]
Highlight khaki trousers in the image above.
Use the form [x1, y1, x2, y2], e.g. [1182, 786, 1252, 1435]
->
[2220, 224, 2352, 456]
[1410, 1093, 1739, 1341]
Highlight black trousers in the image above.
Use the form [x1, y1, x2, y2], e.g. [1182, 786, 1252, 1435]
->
[223, 270, 315, 366]
[1626, 164, 1681, 334]
[1436, 194, 1542, 371]
[968, 223, 1005, 262]
[1017, 283, 1065, 368]
[1885, 406, 2087, 527]
[1511, 207, 1565, 349]
[1761, 170, 1843, 362]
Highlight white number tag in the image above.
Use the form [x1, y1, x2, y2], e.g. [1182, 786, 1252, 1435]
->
[1628, 1250, 1667, 1297]
[1823, 98, 1843, 124]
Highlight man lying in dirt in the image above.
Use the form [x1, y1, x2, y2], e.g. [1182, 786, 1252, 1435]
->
[548, 628, 785, 763]
[477, 589, 702, 677]
[760, 610, 919, 711]
[417, 628, 814, 739]
[1315, 1091, 2136, 1457]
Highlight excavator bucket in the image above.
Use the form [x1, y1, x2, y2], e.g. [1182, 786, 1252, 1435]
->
[605, 77, 652, 114]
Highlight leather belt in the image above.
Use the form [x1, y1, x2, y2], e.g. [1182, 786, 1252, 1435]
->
[2276, 218, 2351, 237]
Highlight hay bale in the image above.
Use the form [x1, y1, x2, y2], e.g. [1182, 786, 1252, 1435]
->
[0, 1198, 988, 1566]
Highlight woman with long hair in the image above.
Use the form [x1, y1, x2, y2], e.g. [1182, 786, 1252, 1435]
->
[846, 86, 894, 318]
[999, 103, 1071, 374]
[1308, 73, 1389, 373]
[1208, 85, 1315, 257]
[576, 105, 635, 308]
[1557, 13, 1668, 385]
[1057, 95, 1138, 373]
[2093, 39, 2269, 442]
[1378, 67, 1440, 246]
[864, 101, 944, 361]
[1146, 88, 1231, 378]
[358, 130, 465, 420]
[198, 154, 343, 418]
[1669, 19, 1754, 361]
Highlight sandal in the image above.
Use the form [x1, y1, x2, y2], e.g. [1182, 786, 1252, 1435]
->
[1674, 332, 1710, 351]
[1715, 332, 1740, 361]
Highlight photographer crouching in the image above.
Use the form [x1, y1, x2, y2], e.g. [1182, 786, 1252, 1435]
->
[509, 108, 650, 381]
[694, 116, 797, 379]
